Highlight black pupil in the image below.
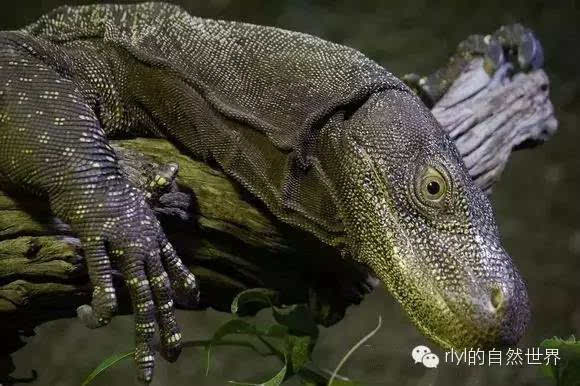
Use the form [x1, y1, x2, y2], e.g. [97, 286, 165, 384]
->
[427, 180, 440, 195]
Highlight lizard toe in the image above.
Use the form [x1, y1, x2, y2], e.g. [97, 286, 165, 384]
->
[145, 162, 179, 200]
[77, 240, 117, 329]
[158, 233, 200, 308]
[146, 248, 183, 362]
[135, 342, 155, 384]
[115, 241, 158, 382]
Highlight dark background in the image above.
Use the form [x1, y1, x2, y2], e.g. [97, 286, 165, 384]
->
[1, 0, 578, 385]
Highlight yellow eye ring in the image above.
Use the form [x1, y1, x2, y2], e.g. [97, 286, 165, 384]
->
[420, 168, 447, 202]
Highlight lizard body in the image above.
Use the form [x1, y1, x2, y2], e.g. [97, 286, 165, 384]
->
[0, 3, 529, 381]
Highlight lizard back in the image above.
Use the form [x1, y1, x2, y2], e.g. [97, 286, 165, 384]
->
[22, 2, 408, 244]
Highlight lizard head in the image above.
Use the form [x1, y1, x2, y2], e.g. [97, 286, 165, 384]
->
[335, 88, 530, 349]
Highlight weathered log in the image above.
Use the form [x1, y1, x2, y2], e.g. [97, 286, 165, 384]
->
[0, 38, 557, 368]
[431, 59, 556, 192]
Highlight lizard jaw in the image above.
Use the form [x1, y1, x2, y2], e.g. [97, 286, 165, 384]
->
[367, 245, 530, 351]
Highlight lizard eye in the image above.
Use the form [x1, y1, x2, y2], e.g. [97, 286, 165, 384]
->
[419, 167, 447, 202]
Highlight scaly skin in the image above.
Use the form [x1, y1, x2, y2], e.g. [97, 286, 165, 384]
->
[316, 90, 529, 349]
[1, 3, 531, 382]
[0, 32, 199, 382]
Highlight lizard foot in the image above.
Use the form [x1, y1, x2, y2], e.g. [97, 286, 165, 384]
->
[404, 24, 544, 107]
[143, 162, 179, 202]
[114, 144, 192, 220]
[456, 23, 544, 73]
[491, 24, 544, 71]
[67, 183, 199, 383]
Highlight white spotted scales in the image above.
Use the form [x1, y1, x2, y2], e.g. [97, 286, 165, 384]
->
[0, 2, 530, 383]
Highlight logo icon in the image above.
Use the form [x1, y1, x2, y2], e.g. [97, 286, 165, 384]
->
[411, 345, 440, 368]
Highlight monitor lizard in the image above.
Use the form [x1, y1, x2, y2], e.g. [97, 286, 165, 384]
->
[0, 3, 532, 382]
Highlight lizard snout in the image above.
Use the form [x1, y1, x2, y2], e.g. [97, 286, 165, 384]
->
[489, 285, 504, 311]
[450, 269, 530, 349]
[489, 278, 530, 347]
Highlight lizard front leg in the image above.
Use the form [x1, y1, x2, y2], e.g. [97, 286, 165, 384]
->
[0, 33, 198, 382]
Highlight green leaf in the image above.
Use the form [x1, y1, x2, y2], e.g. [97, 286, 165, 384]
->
[81, 351, 134, 386]
[229, 357, 287, 386]
[539, 335, 580, 386]
[273, 304, 319, 339]
[231, 288, 279, 315]
[270, 304, 319, 377]
[284, 334, 313, 374]
[213, 318, 259, 340]
[206, 318, 289, 375]
[212, 318, 288, 341]
[181, 337, 278, 376]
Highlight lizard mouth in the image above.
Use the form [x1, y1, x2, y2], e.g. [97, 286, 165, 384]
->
[407, 268, 530, 350]
[374, 245, 530, 351]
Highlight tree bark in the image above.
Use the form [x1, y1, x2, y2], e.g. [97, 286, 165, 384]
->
[0, 33, 557, 363]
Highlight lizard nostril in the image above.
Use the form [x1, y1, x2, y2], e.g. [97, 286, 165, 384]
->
[490, 286, 504, 311]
